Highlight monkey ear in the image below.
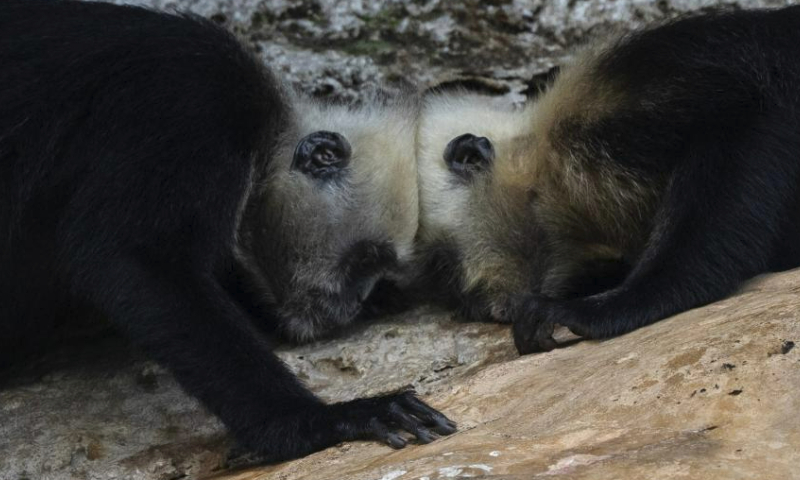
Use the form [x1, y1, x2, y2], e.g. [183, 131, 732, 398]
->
[443, 133, 495, 181]
[292, 131, 352, 179]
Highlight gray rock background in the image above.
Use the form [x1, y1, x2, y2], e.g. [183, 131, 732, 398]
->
[2, 1, 799, 479]
[113, 0, 799, 100]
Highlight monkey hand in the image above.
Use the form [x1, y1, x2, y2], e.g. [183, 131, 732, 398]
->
[512, 295, 600, 354]
[329, 389, 457, 449]
[511, 295, 560, 354]
[511, 294, 599, 354]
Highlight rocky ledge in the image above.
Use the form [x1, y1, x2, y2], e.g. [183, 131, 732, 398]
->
[3, 269, 797, 479]
[219, 269, 800, 480]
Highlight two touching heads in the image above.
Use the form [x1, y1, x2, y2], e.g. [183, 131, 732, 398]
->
[254, 87, 537, 343]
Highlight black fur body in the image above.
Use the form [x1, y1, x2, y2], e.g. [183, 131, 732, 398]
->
[0, 0, 453, 462]
[515, 7, 800, 352]
[416, 7, 800, 354]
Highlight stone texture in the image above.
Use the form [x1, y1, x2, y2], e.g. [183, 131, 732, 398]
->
[216, 269, 800, 480]
[4, 1, 800, 479]
[277, 313, 515, 403]
[111, 0, 799, 102]
[4, 267, 798, 479]
[0, 313, 512, 480]
[0, 338, 229, 480]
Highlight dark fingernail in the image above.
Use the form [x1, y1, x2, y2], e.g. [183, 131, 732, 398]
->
[439, 422, 458, 435]
[430, 417, 457, 434]
[416, 427, 435, 444]
[386, 433, 407, 449]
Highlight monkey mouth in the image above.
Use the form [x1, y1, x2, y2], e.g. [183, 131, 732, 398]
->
[276, 240, 400, 344]
[337, 240, 399, 284]
[337, 239, 401, 308]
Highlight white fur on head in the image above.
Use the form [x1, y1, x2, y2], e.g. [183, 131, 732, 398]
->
[248, 88, 420, 342]
[417, 92, 534, 240]
[415, 90, 544, 306]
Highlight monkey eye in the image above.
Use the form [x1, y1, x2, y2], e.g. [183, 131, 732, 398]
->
[292, 130, 352, 179]
[443, 133, 495, 181]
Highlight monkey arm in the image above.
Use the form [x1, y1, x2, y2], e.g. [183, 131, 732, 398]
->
[514, 117, 800, 353]
[74, 256, 454, 462]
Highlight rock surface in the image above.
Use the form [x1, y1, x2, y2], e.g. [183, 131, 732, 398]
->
[4, 267, 798, 479]
[218, 270, 800, 480]
[3, 1, 800, 479]
[111, 0, 798, 101]
[0, 313, 512, 480]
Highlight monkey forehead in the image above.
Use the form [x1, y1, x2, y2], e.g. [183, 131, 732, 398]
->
[307, 99, 420, 260]
[289, 96, 418, 187]
[265, 94, 419, 261]
[294, 94, 418, 149]
[417, 92, 537, 227]
[417, 92, 532, 163]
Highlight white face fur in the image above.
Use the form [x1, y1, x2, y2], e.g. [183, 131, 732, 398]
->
[416, 91, 540, 304]
[245, 90, 420, 342]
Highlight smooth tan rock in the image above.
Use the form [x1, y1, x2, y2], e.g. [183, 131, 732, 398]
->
[217, 269, 800, 480]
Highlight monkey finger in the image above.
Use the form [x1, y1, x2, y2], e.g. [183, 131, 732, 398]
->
[368, 418, 407, 449]
[398, 393, 457, 435]
[513, 318, 540, 354]
[386, 399, 440, 444]
[389, 412, 437, 444]
[534, 331, 559, 352]
[534, 318, 558, 351]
